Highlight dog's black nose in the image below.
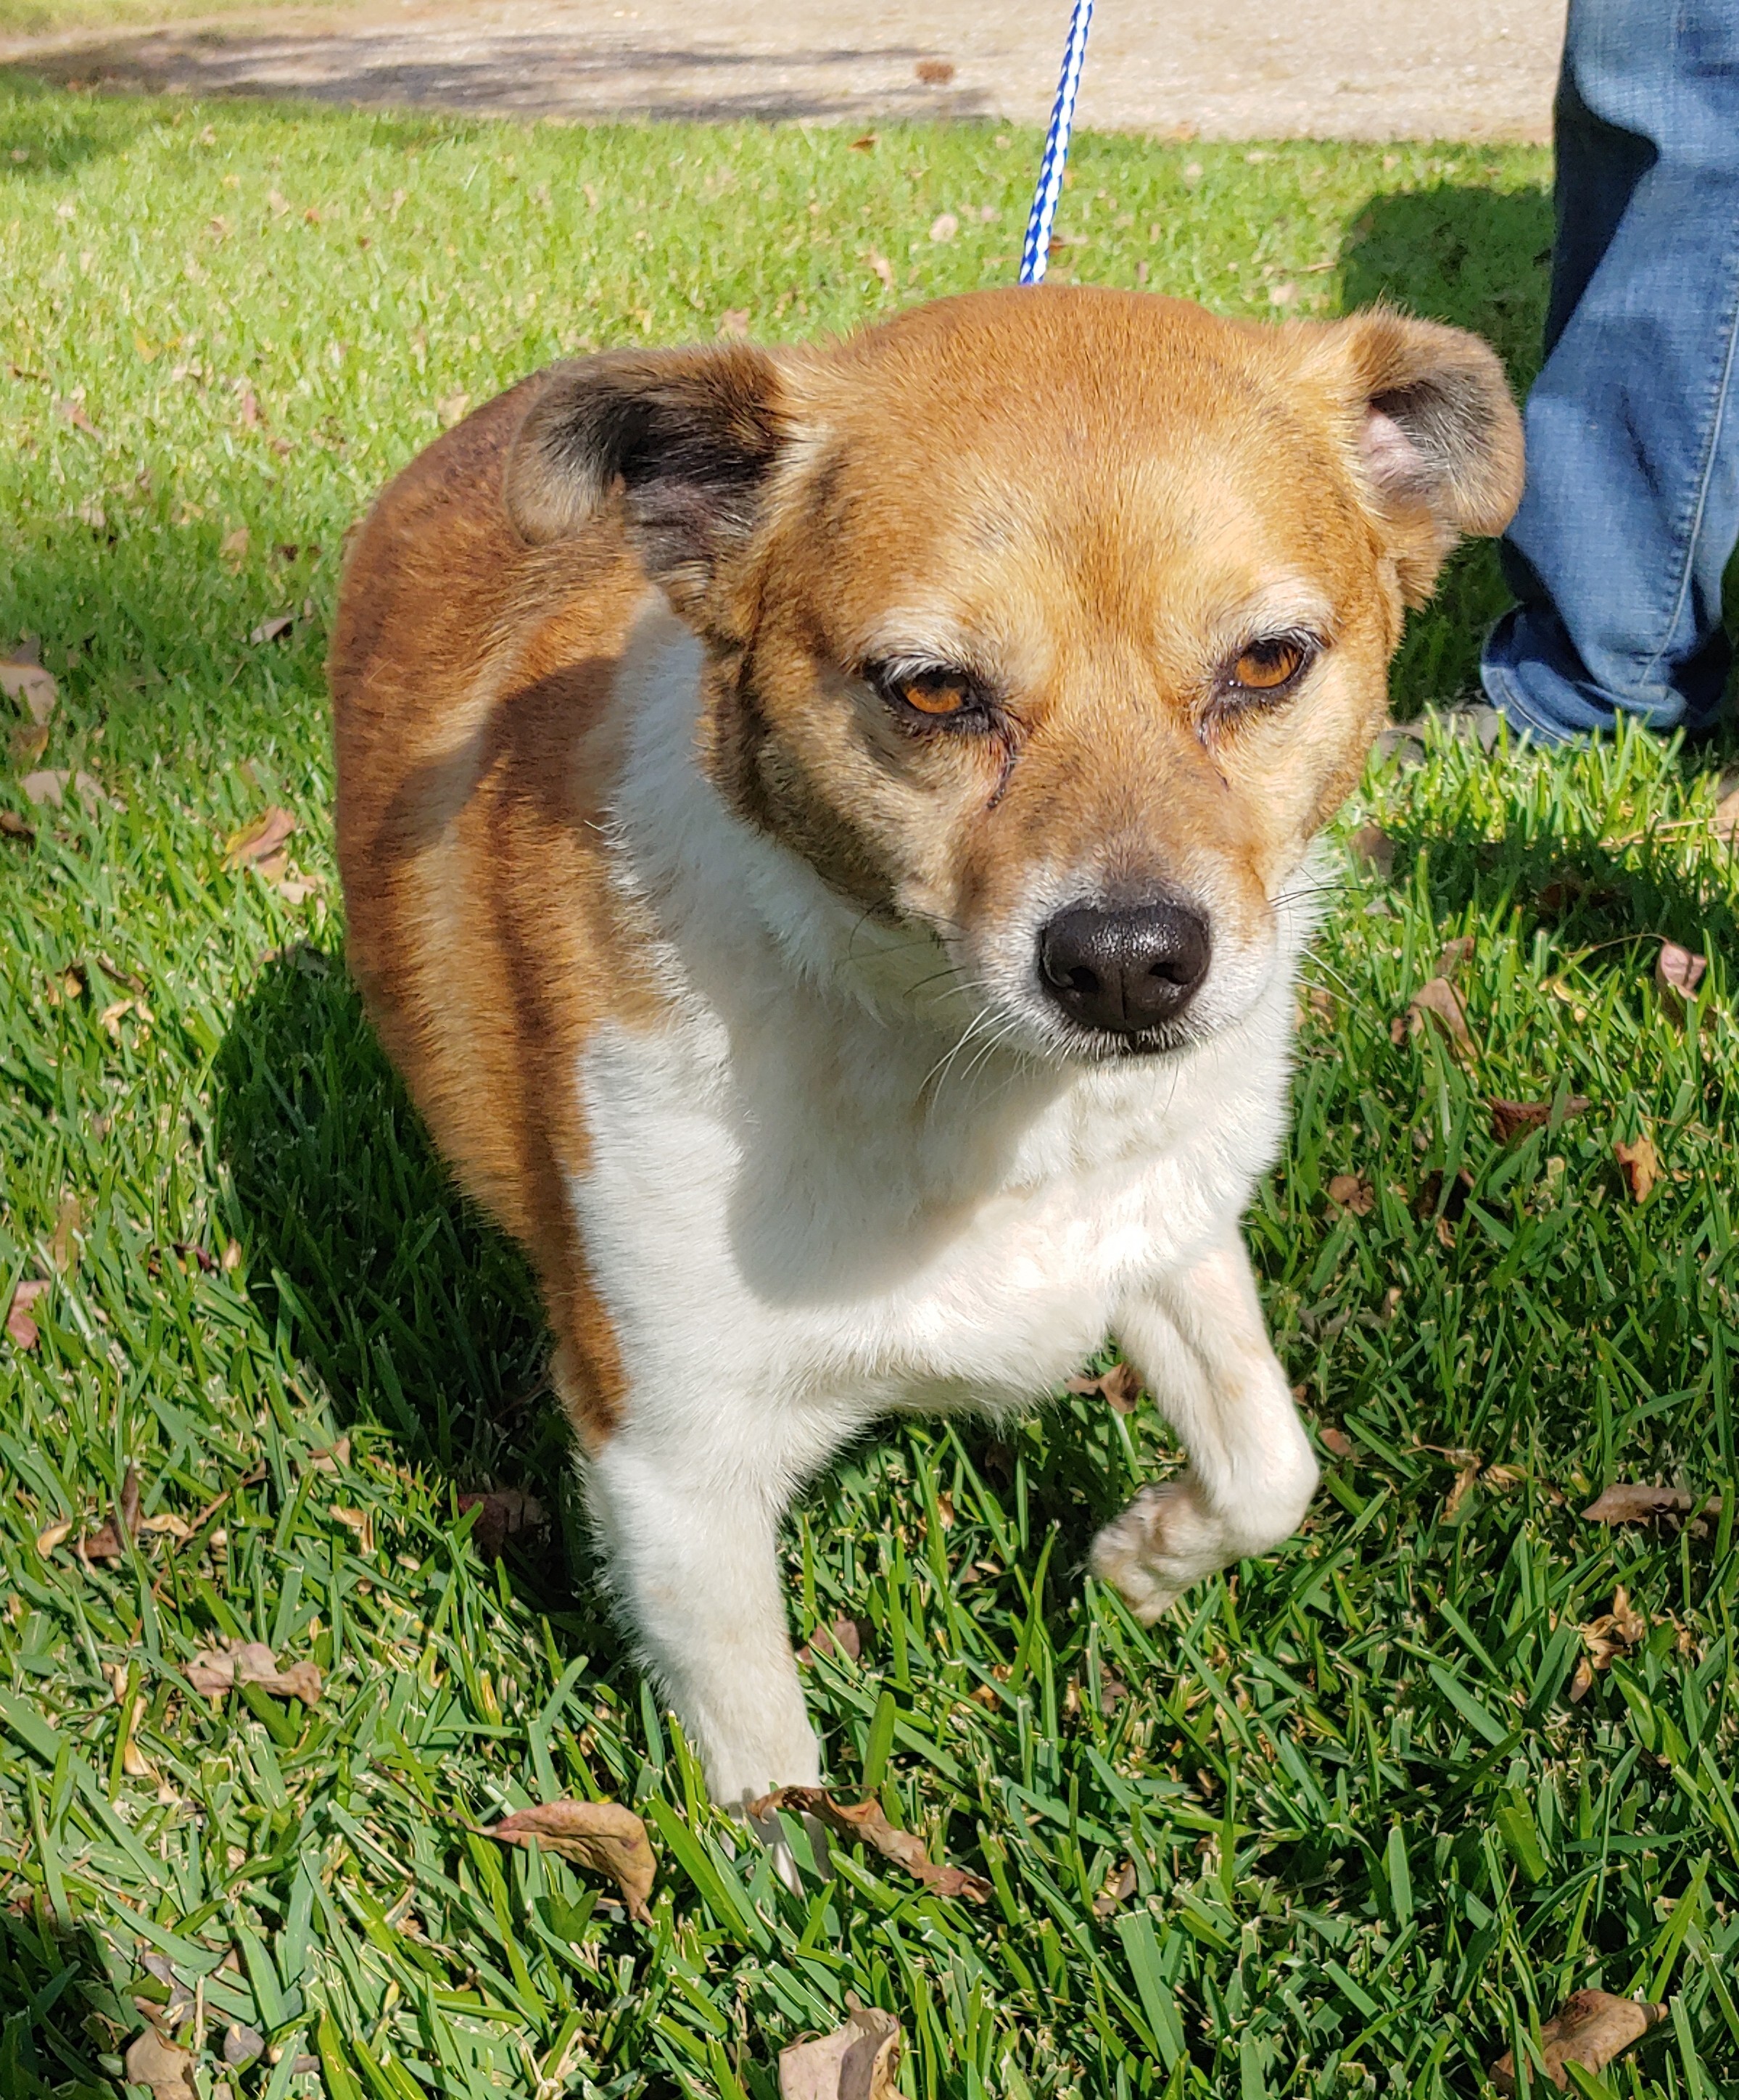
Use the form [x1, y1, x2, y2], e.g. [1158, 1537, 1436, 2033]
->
[1038, 900, 1211, 1038]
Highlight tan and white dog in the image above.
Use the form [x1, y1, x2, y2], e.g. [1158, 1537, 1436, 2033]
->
[331, 286, 1521, 1810]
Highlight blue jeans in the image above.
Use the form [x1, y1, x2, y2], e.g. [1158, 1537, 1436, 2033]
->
[1481, 0, 1739, 743]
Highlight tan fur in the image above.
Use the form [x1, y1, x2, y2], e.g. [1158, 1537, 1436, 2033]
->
[332, 286, 1520, 1455]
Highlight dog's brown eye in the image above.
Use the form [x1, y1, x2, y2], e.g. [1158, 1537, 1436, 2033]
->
[1232, 637, 1308, 691]
[897, 671, 974, 716]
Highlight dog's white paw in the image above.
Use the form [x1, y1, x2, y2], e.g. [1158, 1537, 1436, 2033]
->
[1089, 1479, 1238, 1624]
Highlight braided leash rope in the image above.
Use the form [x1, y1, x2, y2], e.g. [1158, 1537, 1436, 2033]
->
[1018, 0, 1096, 285]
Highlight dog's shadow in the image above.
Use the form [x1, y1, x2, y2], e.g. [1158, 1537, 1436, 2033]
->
[212, 945, 584, 1530]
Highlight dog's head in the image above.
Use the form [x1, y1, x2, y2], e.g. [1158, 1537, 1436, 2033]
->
[506, 288, 1521, 1060]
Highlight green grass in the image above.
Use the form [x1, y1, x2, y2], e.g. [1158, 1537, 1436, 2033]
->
[1, 82, 1737, 2100]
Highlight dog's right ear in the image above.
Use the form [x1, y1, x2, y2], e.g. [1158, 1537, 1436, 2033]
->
[504, 345, 788, 617]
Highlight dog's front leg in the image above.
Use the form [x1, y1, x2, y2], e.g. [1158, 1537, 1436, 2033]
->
[1090, 1233, 1319, 1623]
[586, 1426, 823, 1812]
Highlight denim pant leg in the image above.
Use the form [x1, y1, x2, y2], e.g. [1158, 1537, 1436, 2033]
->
[1481, 0, 1739, 743]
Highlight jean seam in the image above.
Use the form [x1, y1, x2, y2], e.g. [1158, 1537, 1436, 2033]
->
[1639, 223, 1739, 687]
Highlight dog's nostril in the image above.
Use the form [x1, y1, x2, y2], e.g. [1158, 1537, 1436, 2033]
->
[1038, 899, 1211, 1040]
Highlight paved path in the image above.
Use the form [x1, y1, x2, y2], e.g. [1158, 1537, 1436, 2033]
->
[2, 0, 1565, 141]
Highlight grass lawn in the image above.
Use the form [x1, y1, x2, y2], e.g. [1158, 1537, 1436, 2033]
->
[2, 80, 1738, 2100]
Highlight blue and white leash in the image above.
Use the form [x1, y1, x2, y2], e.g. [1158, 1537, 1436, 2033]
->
[1018, 0, 1096, 285]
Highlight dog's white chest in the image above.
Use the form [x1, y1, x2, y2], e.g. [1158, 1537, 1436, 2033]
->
[570, 985, 1287, 1436]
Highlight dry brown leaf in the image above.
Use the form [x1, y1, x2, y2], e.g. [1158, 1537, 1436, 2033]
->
[1091, 1858, 1138, 1917]
[1613, 1133, 1661, 1202]
[1437, 933, 1475, 979]
[1405, 976, 1473, 1054]
[1347, 822, 1395, 877]
[779, 2004, 901, 2100]
[915, 57, 956, 83]
[1, 808, 36, 844]
[249, 614, 294, 647]
[106, 1661, 154, 1777]
[1567, 1653, 1595, 1703]
[1582, 1481, 1721, 1524]
[1655, 941, 1706, 1023]
[1579, 1586, 1648, 1679]
[1490, 1096, 1591, 1144]
[848, 132, 878, 151]
[123, 2027, 196, 2100]
[332, 1504, 375, 1553]
[455, 1487, 546, 1560]
[1490, 1990, 1666, 2093]
[1, 657, 58, 725]
[186, 1637, 321, 1706]
[1066, 1360, 1142, 1414]
[1319, 1424, 1355, 1460]
[751, 1787, 991, 1902]
[303, 1434, 351, 1475]
[798, 1616, 864, 1667]
[1484, 1463, 1526, 1490]
[49, 1192, 84, 1276]
[1326, 1173, 1375, 1215]
[81, 1463, 141, 1560]
[5, 1276, 48, 1349]
[223, 806, 296, 869]
[21, 769, 104, 809]
[928, 211, 959, 242]
[1442, 1455, 1482, 1524]
[36, 1518, 71, 1554]
[484, 1800, 655, 1922]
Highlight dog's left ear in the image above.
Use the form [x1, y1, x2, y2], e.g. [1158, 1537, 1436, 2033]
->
[1302, 310, 1525, 605]
[504, 344, 788, 621]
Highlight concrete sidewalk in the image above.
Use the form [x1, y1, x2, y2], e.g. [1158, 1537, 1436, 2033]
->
[2, 0, 1566, 141]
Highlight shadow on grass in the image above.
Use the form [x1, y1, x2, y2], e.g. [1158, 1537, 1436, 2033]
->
[210, 943, 591, 1564]
[0, 1904, 136, 2099]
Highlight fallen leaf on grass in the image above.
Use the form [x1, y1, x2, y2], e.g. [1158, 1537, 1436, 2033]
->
[865, 250, 895, 289]
[21, 769, 106, 809]
[483, 1800, 655, 1922]
[220, 526, 251, 569]
[123, 2027, 196, 2100]
[1442, 1454, 1482, 1524]
[302, 1434, 351, 1475]
[750, 1787, 991, 1902]
[1092, 1858, 1138, 1917]
[1326, 1172, 1375, 1215]
[1613, 1133, 1661, 1202]
[1490, 1990, 1666, 2093]
[779, 2004, 901, 2100]
[1437, 933, 1475, 979]
[1582, 1481, 1722, 1524]
[848, 132, 878, 151]
[1399, 976, 1472, 1054]
[1571, 1587, 1648, 1702]
[1347, 822, 1395, 876]
[798, 1616, 864, 1666]
[5, 1276, 49, 1349]
[223, 805, 296, 869]
[248, 614, 294, 646]
[455, 1487, 545, 1560]
[223, 2023, 266, 2067]
[1490, 1096, 1590, 1144]
[1066, 1360, 1142, 1413]
[1319, 1424, 1355, 1460]
[928, 211, 959, 242]
[1, 656, 58, 724]
[0, 809, 36, 844]
[186, 1638, 321, 1706]
[106, 1662, 154, 1777]
[715, 310, 751, 341]
[1654, 941, 1706, 1023]
[81, 1463, 141, 1560]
